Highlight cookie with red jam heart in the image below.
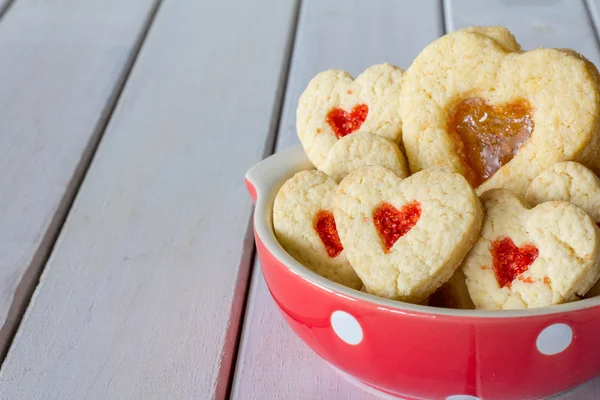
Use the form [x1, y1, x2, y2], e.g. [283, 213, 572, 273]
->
[297, 63, 405, 172]
[273, 170, 362, 289]
[400, 26, 600, 197]
[333, 166, 483, 303]
[463, 189, 600, 310]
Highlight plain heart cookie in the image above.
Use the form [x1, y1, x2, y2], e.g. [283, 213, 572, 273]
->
[526, 162, 600, 225]
[333, 166, 483, 303]
[297, 63, 404, 170]
[463, 189, 600, 310]
[320, 131, 408, 182]
[273, 170, 362, 289]
[400, 26, 600, 197]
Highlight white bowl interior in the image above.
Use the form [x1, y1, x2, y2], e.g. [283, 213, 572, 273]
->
[245, 144, 600, 318]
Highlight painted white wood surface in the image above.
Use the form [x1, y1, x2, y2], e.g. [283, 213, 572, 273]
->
[0, 0, 298, 399]
[0, 0, 158, 353]
[233, 0, 600, 399]
[231, 1, 443, 399]
[445, 0, 600, 66]
[586, 0, 600, 42]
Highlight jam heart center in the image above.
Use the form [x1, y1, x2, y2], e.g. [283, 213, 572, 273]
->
[326, 104, 369, 139]
[447, 97, 534, 188]
[313, 210, 344, 258]
[373, 201, 421, 253]
[490, 237, 539, 288]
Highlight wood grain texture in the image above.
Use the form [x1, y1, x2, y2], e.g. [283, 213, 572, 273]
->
[0, 0, 298, 399]
[0, 0, 158, 354]
[445, 0, 600, 66]
[231, 0, 443, 399]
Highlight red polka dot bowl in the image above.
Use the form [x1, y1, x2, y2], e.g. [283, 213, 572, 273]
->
[245, 145, 600, 400]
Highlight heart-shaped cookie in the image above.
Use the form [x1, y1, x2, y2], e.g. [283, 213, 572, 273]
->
[297, 63, 404, 169]
[463, 189, 600, 310]
[333, 166, 483, 303]
[526, 161, 600, 225]
[320, 131, 409, 182]
[400, 26, 600, 197]
[526, 161, 600, 298]
[273, 170, 362, 289]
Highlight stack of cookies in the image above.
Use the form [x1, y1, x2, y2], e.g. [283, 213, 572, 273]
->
[272, 26, 600, 311]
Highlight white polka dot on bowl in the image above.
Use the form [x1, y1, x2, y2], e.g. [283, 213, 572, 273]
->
[446, 395, 481, 400]
[536, 323, 573, 355]
[330, 310, 363, 345]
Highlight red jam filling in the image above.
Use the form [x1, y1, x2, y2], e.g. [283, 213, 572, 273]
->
[326, 104, 369, 139]
[313, 210, 344, 258]
[490, 237, 539, 288]
[373, 201, 421, 252]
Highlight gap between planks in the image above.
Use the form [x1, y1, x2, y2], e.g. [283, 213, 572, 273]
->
[0, 0, 164, 364]
[585, 0, 600, 55]
[0, 0, 14, 23]
[0, 1, 301, 399]
[223, 0, 303, 398]
[230, 0, 444, 398]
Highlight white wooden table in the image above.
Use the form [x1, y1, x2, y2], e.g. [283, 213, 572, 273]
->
[0, 0, 600, 399]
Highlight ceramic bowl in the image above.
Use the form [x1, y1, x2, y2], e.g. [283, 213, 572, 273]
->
[245, 145, 600, 400]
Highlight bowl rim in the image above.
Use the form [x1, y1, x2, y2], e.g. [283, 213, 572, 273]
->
[246, 144, 600, 319]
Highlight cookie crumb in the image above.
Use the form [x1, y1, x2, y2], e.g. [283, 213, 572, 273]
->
[317, 128, 322, 134]
[347, 89, 353, 94]
[517, 275, 534, 284]
[544, 276, 551, 284]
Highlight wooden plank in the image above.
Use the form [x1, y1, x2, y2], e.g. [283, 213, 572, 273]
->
[445, 0, 600, 66]
[231, 0, 444, 398]
[0, 0, 298, 399]
[0, 0, 158, 354]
